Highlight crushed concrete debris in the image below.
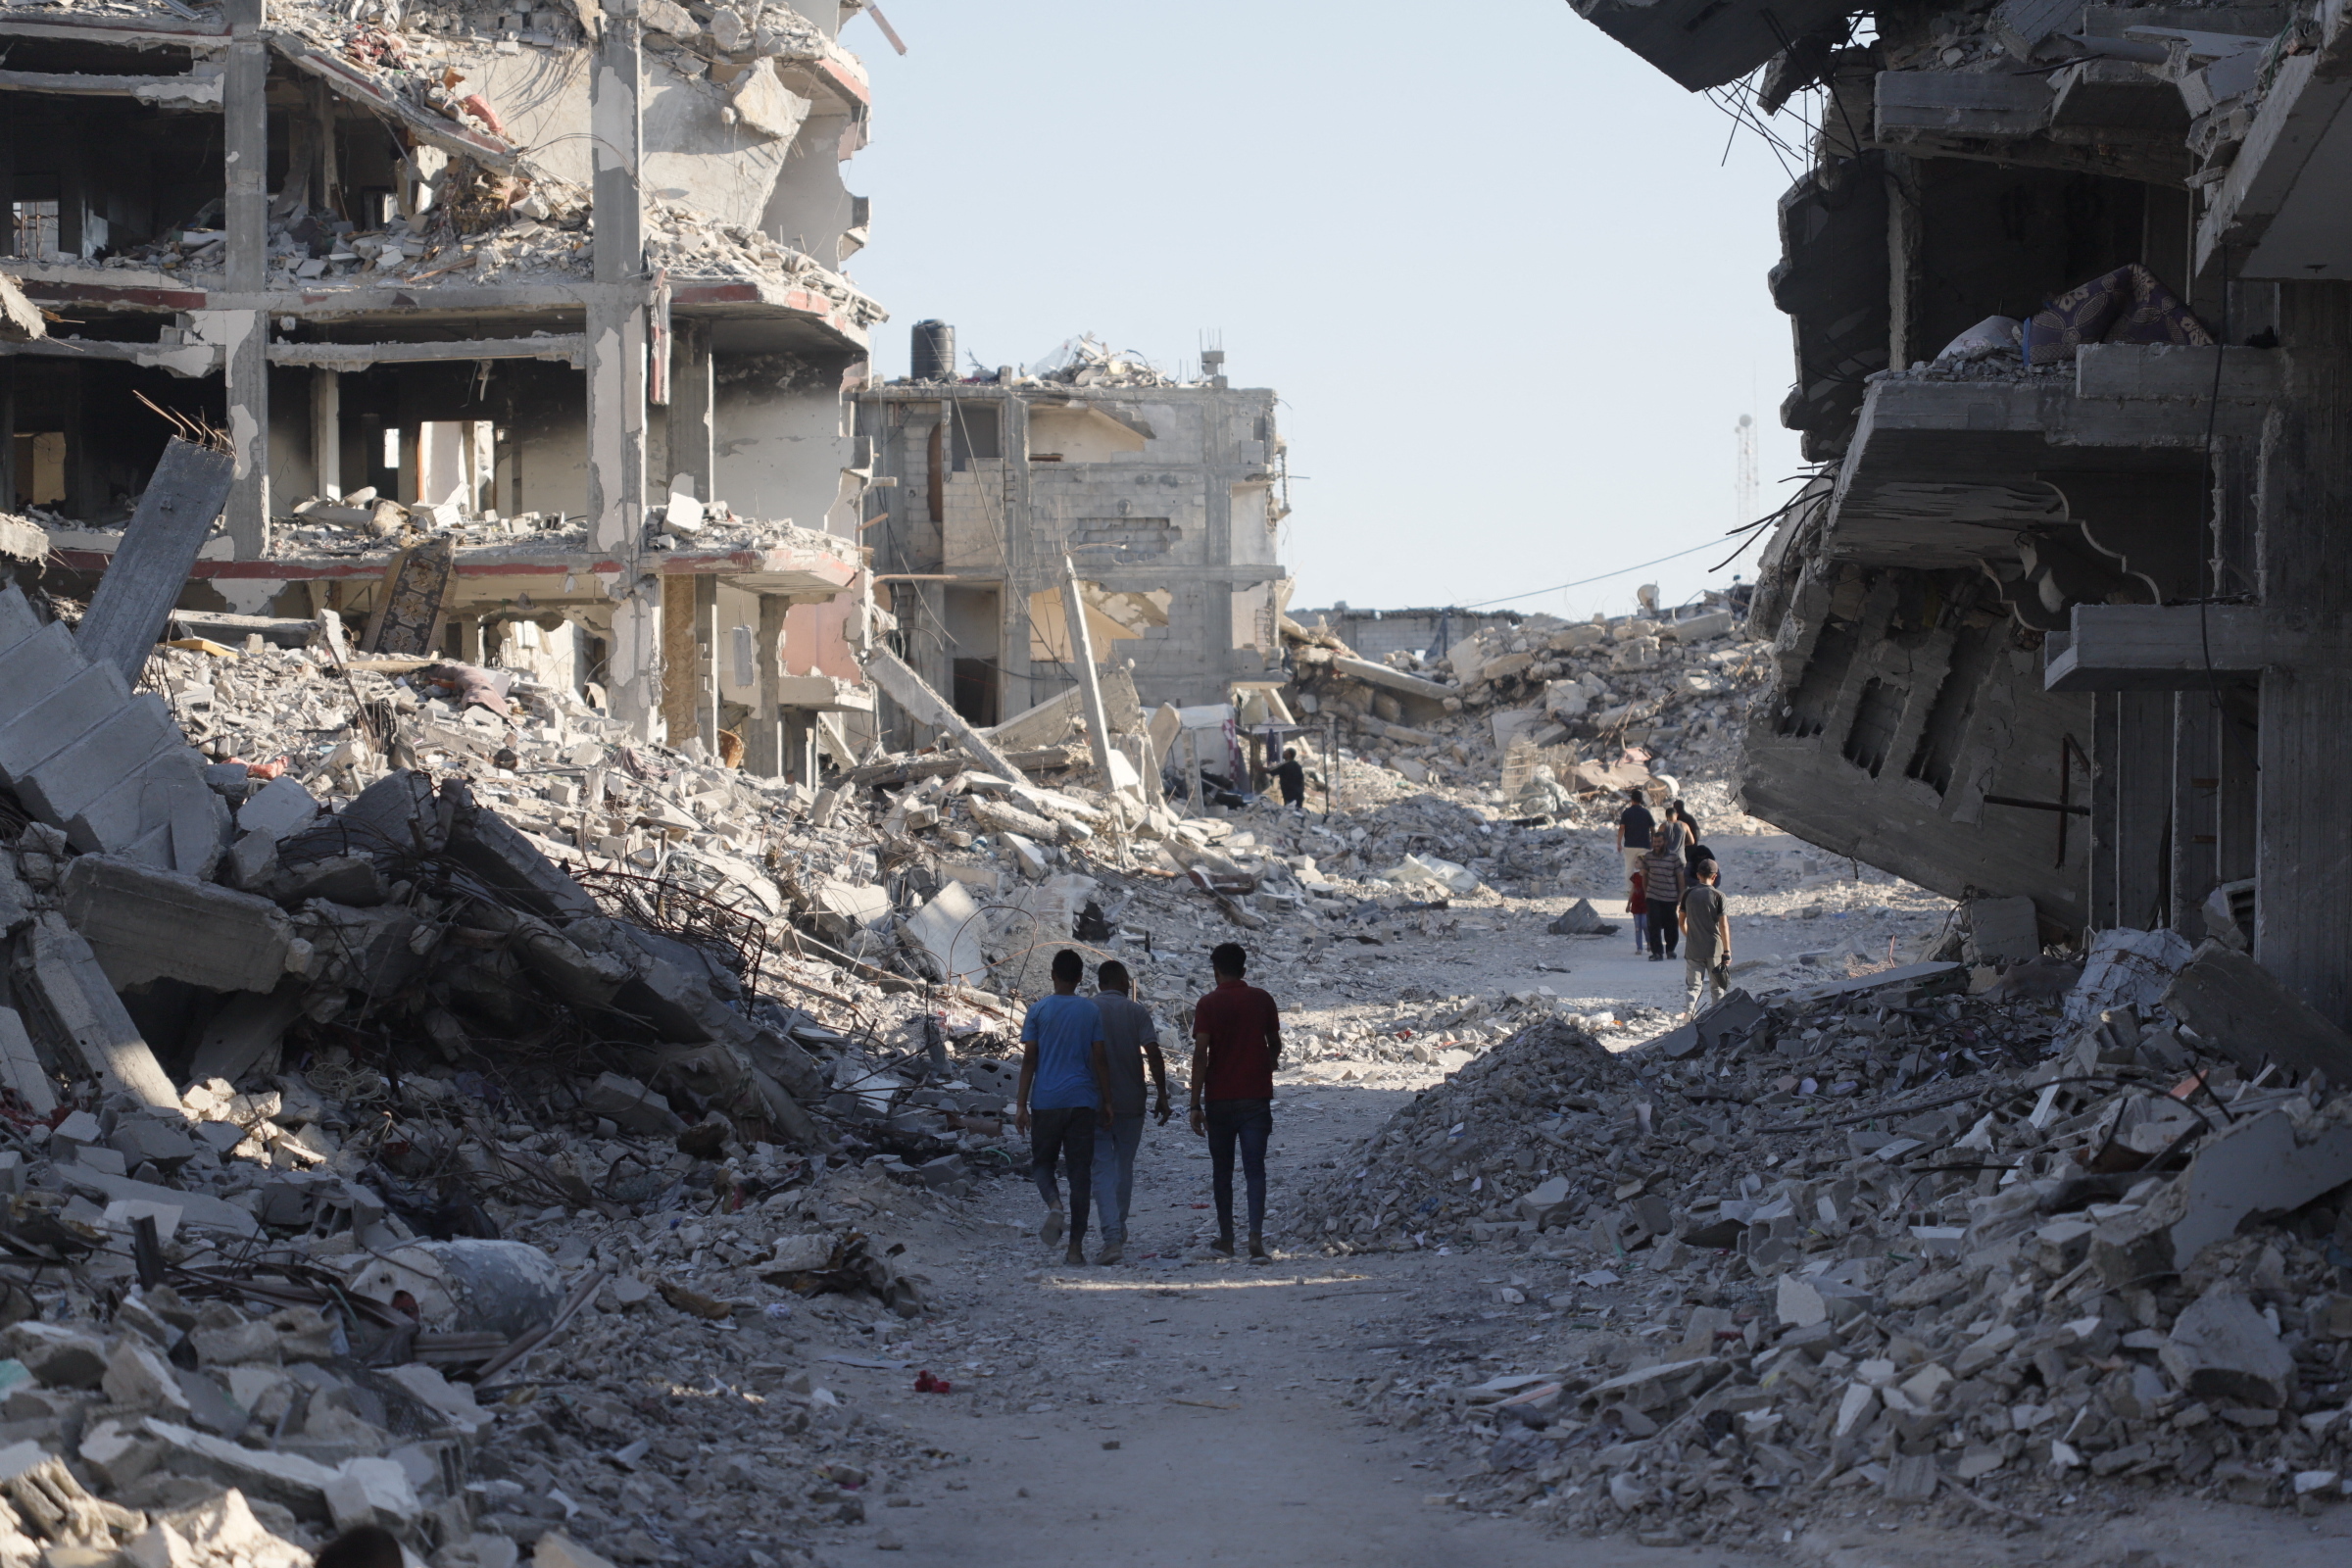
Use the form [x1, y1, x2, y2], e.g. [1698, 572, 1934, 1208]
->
[1295, 937, 2352, 1541]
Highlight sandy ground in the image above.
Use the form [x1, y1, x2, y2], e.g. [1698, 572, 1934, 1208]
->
[752, 829, 2346, 1568]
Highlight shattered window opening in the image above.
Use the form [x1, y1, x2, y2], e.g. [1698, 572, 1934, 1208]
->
[1841, 676, 1907, 777]
[8, 200, 60, 261]
[1777, 616, 1859, 739]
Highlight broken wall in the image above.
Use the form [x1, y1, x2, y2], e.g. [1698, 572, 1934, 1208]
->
[714, 358, 859, 534]
[1741, 557, 2092, 927]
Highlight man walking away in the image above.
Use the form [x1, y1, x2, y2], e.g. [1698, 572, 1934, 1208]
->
[1616, 787, 1654, 882]
[1090, 959, 1169, 1264]
[1190, 942, 1282, 1261]
[1643, 826, 1685, 962]
[1275, 747, 1307, 809]
[1015, 950, 1113, 1265]
[1680, 859, 1732, 1015]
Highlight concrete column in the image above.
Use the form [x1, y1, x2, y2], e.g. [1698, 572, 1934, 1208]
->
[1200, 390, 1235, 704]
[606, 576, 662, 741]
[584, 0, 652, 734]
[744, 592, 787, 775]
[2171, 691, 2221, 936]
[2111, 690, 2172, 931]
[310, 369, 341, 499]
[659, 574, 697, 746]
[694, 573, 720, 754]
[2088, 693, 2120, 928]
[222, 0, 270, 560]
[669, 318, 714, 502]
[1059, 555, 1117, 784]
[781, 711, 818, 785]
[2218, 681, 2258, 885]
[591, 0, 643, 288]
[313, 79, 337, 215]
[2254, 282, 2352, 1019]
[996, 396, 1034, 717]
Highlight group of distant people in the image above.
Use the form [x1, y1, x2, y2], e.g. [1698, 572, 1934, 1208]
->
[1616, 787, 1730, 1015]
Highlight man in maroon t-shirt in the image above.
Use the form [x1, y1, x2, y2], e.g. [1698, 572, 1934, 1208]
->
[1188, 942, 1283, 1260]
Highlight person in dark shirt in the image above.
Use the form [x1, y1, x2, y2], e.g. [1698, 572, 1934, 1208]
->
[1616, 787, 1654, 882]
[1189, 942, 1282, 1260]
[1679, 858, 1733, 1015]
[1673, 802, 1710, 878]
[1274, 747, 1307, 809]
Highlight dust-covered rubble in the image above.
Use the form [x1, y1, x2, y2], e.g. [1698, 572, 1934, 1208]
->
[1296, 927, 2352, 1545]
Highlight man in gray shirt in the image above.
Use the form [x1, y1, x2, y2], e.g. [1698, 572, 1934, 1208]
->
[1091, 959, 1169, 1264]
[1678, 858, 1732, 1016]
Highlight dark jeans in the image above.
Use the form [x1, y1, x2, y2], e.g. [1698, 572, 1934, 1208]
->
[1029, 1106, 1097, 1242]
[1647, 912, 1679, 958]
[1205, 1099, 1272, 1237]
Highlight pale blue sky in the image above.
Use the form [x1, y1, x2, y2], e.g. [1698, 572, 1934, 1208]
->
[846, 0, 1811, 620]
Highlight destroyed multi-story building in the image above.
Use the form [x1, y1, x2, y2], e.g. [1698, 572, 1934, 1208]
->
[1559, 0, 2352, 1018]
[1, 0, 888, 776]
[854, 327, 1291, 737]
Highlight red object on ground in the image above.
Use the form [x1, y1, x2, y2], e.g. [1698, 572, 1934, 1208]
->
[245, 759, 287, 779]
[913, 1370, 953, 1394]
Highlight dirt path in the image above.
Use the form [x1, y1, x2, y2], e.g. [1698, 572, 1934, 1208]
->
[812, 1098, 1775, 1568]
[771, 829, 2338, 1568]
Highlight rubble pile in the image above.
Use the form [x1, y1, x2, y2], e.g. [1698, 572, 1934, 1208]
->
[1279, 599, 1772, 825]
[1023, 334, 1175, 389]
[1303, 943, 2352, 1543]
[0, 583, 1040, 1564]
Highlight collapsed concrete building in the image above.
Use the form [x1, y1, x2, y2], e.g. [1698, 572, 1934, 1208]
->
[1, 0, 888, 773]
[855, 327, 1290, 737]
[1559, 0, 2352, 1018]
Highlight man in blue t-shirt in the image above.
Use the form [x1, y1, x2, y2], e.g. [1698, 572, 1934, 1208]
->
[1015, 949, 1112, 1265]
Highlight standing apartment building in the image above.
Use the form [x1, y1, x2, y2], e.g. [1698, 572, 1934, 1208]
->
[1559, 0, 2352, 1024]
[1, 0, 887, 774]
[855, 328, 1290, 740]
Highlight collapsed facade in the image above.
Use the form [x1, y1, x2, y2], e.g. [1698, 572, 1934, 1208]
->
[2, 0, 886, 772]
[855, 328, 1290, 737]
[1560, 0, 2352, 1018]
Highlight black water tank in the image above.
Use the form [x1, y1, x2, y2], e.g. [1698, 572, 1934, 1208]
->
[910, 320, 956, 382]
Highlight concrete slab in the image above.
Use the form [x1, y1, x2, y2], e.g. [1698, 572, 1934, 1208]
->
[58, 854, 295, 993]
[0, 666, 134, 787]
[2160, 1289, 2296, 1407]
[2161, 939, 2352, 1079]
[56, 1165, 260, 1237]
[0, 1007, 55, 1118]
[17, 695, 183, 826]
[187, 986, 307, 1083]
[12, 912, 179, 1108]
[906, 880, 988, 987]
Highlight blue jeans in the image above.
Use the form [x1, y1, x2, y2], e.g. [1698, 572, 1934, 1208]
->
[1205, 1099, 1272, 1236]
[1091, 1112, 1146, 1239]
[1632, 912, 1648, 954]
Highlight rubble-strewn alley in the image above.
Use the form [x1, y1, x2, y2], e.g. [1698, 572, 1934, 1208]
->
[9, 0, 2352, 1563]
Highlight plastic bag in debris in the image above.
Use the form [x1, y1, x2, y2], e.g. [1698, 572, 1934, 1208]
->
[1374, 855, 1482, 898]
[2063, 926, 2196, 1030]
[1934, 315, 2024, 364]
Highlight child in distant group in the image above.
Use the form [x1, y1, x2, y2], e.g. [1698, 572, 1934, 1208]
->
[1627, 866, 1648, 956]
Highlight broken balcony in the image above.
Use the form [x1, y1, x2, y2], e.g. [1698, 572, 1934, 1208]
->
[1820, 345, 2277, 602]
